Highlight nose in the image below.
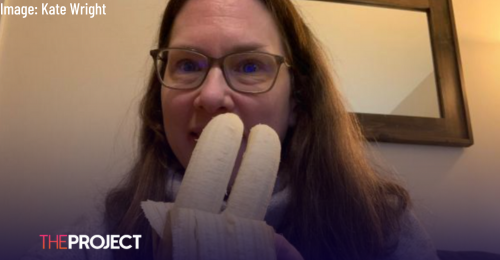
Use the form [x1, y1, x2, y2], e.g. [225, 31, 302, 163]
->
[193, 67, 235, 114]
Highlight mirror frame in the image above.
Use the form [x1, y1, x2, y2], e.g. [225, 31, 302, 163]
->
[315, 0, 473, 147]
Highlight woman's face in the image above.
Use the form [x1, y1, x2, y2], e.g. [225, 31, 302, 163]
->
[162, 0, 294, 183]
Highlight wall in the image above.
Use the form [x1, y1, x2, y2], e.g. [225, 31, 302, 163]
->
[0, 0, 4, 23]
[375, 0, 500, 253]
[0, 0, 499, 259]
[0, 0, 167, 258]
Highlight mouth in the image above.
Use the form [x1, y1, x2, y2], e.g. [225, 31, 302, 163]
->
[190, 129, 250, 142]
[189, 122, 250, 143]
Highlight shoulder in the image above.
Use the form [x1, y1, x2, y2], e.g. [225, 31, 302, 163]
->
[382, 210, 440, 260]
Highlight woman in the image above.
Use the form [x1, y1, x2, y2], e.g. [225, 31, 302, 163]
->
[103, 0, 439, 260]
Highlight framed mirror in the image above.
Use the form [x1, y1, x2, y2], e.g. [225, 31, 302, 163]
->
[295, 0, 473, 147]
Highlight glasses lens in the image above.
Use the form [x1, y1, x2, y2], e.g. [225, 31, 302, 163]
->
[156, 49, 209, 89]
[224, 53, 279, 93]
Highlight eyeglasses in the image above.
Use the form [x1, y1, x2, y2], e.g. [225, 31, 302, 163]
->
[150, 48, 291, 94]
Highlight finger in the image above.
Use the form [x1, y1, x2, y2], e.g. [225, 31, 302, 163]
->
[275, 234, 304, 260]
[224, 124, 281, 220]
[175, 113, 243, 213]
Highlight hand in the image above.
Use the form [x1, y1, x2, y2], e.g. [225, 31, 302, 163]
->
[275, 234, 304, 260]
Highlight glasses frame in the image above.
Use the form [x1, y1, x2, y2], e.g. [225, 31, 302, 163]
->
[150, 48, 291, 94]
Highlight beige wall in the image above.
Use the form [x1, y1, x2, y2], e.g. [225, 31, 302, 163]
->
[375, 0, 500, 253]
[0, 0, 499, 258]
[0, 0, 167, 258]
[0, 1, 4, 22]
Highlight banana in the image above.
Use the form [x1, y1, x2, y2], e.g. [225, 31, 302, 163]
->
[141, 113, 281, 260]
[225, 124, 281, 220]
[175, 113, 244, 213]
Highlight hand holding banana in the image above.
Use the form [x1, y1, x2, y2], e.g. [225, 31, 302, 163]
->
[142, 113, 302, 260]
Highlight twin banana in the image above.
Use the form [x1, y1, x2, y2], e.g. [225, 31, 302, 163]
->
[142, 113, 281, 260]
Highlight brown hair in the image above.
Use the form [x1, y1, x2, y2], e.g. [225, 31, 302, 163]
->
[105, 0, 410, 259]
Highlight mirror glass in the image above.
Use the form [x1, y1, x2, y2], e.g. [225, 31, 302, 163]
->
[295, 1, 441, 118]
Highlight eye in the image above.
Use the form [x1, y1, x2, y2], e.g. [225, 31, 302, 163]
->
[176, 59, 201, 73]
[241, 62, 259, 73]
[234, 59, 264, 74]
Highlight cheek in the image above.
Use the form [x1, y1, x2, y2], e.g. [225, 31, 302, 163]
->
[161, 90, 192, 126]
[269, 73, 293, 139]
[242, 78, 293, 141]
[270, 95, 293, 141]
[161, 89, 196, 167]
[161, 91, 177, 130]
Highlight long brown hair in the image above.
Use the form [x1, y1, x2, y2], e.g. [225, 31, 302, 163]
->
[105, 0, 410, 259]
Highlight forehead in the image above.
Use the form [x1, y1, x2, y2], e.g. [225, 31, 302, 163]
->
[168, 0, 284, 56]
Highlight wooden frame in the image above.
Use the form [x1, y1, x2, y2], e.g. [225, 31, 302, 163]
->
[316, 0, 473, 147]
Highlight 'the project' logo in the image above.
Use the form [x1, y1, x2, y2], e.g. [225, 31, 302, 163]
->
[39, 235, 141, 249]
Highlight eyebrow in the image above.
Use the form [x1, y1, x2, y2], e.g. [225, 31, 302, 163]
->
[168, 43, 269, 56]
[227, 44, 268, 53]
